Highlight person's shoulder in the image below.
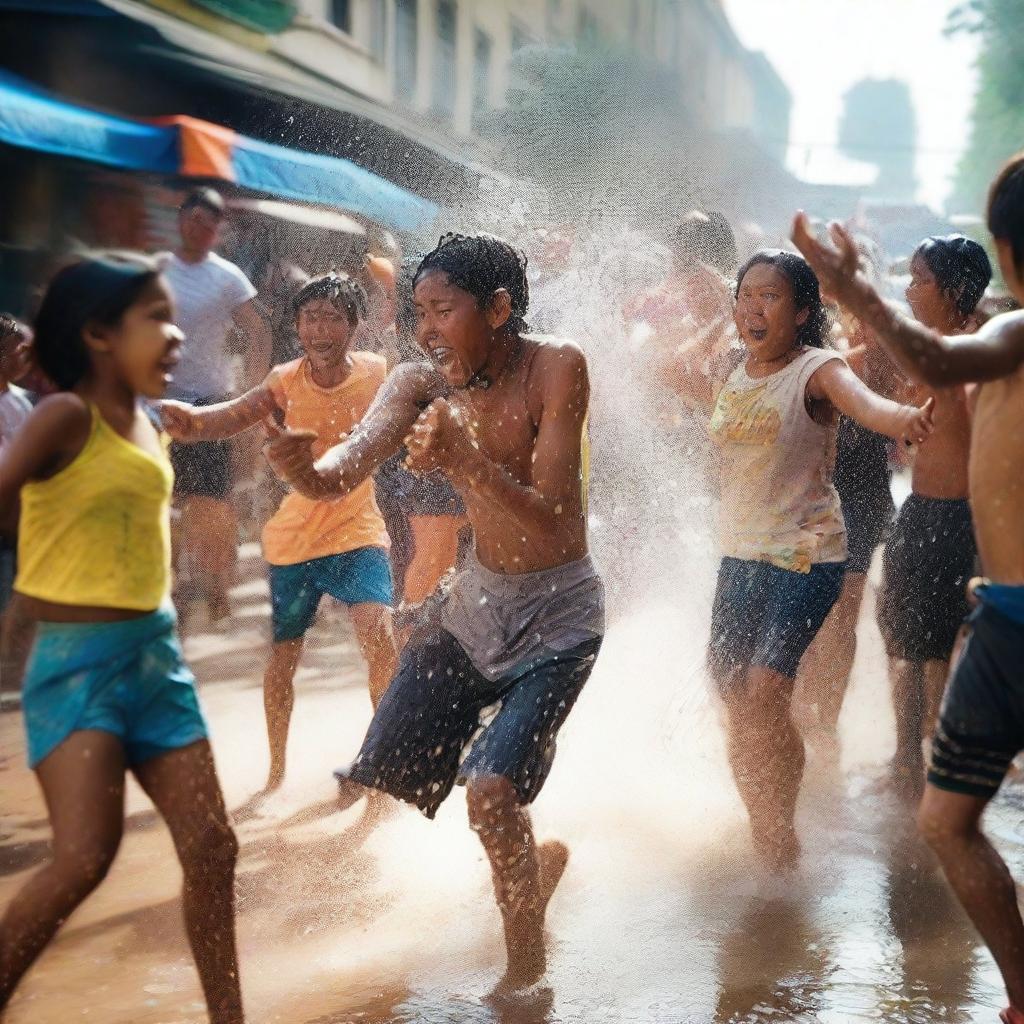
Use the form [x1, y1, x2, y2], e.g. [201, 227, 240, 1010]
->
[528, 334, 588, 379]
[27, 392, 91, 434]
[153, 250, 176, 270]
[270, 356, 305, 389]
[206, 251, 247, 279]
[978, 308, 1024, 348]
[352, 350, 388, 381]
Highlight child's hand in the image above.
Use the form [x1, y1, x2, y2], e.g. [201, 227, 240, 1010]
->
[262, 416, 319, 489]
[404, 399, 475, 474]
[900, 395, 935, 446]
[158, 400, 200, 441]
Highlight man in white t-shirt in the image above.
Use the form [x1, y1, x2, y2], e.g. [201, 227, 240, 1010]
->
[159, 188, 271, 623]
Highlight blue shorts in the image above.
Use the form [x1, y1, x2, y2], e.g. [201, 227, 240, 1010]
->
[269, 547, 394, 642]
[928, 590, 1024, 798]
[708, 557, 846, 684]
[22, 605, 208, 769]
[343, 628, 602, 818]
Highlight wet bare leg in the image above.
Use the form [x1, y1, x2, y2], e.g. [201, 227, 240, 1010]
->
[889, 657, 925, 799]
[796, 571, 867, 748]
[921, 658, 950, 743]
[349, 603, 398, 709]
[182, 496, 236, 622]
[0, 593, 34, 698]
[134, 740, 243, 1024]
[263, 637, 304, 791]
[467, 775, 564, 994]
[722, 666, 803, 872]
[919, 784, 1024, 1015]
[0, 730, 125, 1006]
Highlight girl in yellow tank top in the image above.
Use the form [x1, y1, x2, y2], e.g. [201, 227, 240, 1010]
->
[0, 251, 243, 1021]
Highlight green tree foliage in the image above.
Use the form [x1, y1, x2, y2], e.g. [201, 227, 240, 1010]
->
[837, 78, 917, 201]
[949, 0, 1024, 215]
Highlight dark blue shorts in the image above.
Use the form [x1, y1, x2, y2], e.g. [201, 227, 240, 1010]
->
[269, 547, 394, 642]
[928, 599, 1024, 798]
[708, 557, 846, 684]
[343, 628, 602, 818]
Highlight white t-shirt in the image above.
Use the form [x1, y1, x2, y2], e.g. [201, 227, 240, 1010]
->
[0, 384, 32, 449]
[158, 251, 257, 400]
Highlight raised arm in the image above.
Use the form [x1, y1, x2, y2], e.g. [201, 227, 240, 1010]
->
[264, 360, 444, 499]
[792, 212, 1024, 386]
[406, 343, 589, 540]
[808, 359, 934, 444]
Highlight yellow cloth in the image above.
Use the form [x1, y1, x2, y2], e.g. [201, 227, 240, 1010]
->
[16, 405, 172, 610]
[262, 354, 390, 566]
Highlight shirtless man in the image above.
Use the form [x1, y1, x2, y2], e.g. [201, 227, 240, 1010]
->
[877, 235, 992, 797]
[264, 233, 604, 995]
[792, 153, 1024, 1024]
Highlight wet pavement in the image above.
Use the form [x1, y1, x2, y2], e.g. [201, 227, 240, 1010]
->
[1, 543, 1022, 1023]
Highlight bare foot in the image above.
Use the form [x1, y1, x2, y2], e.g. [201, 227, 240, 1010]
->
[334, 768, 369, 812]
[490, 841, 570, 997]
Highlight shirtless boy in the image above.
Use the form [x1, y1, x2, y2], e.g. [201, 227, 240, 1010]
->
[877, 235, 992, 797]
[793, 154, 1024, 1024]
[264, 233, 604, 994]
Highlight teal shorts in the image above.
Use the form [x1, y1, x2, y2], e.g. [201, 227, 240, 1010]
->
[269, 546, 394, 643]
[22, 605, 208, 769]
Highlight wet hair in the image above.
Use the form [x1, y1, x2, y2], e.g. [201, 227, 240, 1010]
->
[33, 252, 160, 390]
[914, 234, 992, 317]
[0, 312, 27, 351]
[292, 271, 367, 328]
[987, 153, 1024, 276]
[180, 187, 225, 218]
[413, 233, 530, 333]
[735, 249, 831, 349]
[671, 209, 738, 277]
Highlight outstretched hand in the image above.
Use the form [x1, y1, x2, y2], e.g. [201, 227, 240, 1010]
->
[262, 416, 319, 487]
[790, 212, 863, 307]
[157, 399, 200, 441]
[902, 394, 936, 446]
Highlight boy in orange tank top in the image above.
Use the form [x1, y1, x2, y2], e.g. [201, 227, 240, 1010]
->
[161, 273, 397, 792]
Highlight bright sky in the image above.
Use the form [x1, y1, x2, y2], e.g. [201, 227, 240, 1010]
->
[723, 0, 979, 212]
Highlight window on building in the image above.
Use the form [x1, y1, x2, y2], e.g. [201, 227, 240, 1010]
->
[330, 0, 351, 34]
[432, 0, 457, 119]
[395, 0, 418, 103]
[473, 27, 493, 132]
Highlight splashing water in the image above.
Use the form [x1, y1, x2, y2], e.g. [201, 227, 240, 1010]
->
[2, 218, 1021, 1024]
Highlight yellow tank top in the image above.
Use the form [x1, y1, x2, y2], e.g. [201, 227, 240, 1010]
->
[15, 405, 173, 610]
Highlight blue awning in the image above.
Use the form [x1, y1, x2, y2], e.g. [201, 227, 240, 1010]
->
[0, 70, 439, 232]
